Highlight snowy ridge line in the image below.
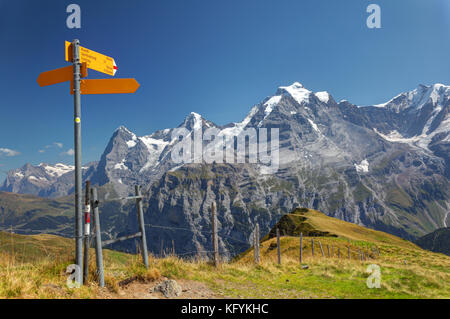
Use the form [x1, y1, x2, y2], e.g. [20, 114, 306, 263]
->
[365, 83, 449, 110]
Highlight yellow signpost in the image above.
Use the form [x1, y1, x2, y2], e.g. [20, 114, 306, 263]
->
[37, 63, 87, 87]
[37, 40, 140, 287]
[65, 41, 117, 76]
[70, 78, 140, 95]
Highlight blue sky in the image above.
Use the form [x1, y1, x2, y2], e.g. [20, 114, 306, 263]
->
[0, 0, 449, 177]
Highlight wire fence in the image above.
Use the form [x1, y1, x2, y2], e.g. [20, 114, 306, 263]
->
[144, 223, 251, 245]
[0, 224, 381, 266]
[0, 220, 253, 259]
[1, 187, 339, 261]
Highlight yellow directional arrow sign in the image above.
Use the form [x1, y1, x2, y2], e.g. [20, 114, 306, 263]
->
[65, 41, 117, 76]
[37, 63, 87, 87]
[70, 78, 140, 95]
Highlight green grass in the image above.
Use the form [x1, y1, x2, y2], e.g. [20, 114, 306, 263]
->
[386, 186, 413, 209]
[153, 210, 450, 299]
[0, 192, 73, 218]
[0, 231, 160, 298]
[353, 183, 372, 202]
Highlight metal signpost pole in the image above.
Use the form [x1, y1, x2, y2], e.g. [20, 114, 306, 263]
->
[211, 201, 219, 268]
[72, 39, 83, 282]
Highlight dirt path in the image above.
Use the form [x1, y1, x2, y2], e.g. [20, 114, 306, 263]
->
[98, 277, 224, 299]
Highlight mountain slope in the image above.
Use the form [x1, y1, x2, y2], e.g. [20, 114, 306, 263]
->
[339, 83, 450, 176]
[261, 207, 417, 250]
[0, 231, 73, 263]
[0, 189, 135, 244]
[415, 227, 450, 256]
[0, 192, 74, 236]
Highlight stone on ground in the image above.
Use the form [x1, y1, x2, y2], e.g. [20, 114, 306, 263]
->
[151, 279, 182, 298]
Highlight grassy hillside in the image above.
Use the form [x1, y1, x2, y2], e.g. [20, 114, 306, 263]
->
[0, 192, 74, 236]
[0, 231, 160, 298]
[226, 208, 449, 298]
[0, 232, 73, 263]
[0, 192, 73, 217]
[0, 187, 137, 243]
[0, 208, 449, 299]
[263, 207, 418, 249]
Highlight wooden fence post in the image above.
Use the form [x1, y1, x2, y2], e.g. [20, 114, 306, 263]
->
[172, 240, 175, 256]
[254, 223, 260, 264]
[311, 238, 314, 257]
[327, 244, 330, 257]
[331, 245, 334, 257]
[135, 185, 149, 269]
[299, 233, 303, 264]
[319, 241, 325, 257]
[276, 227, 281, 265]
[338, 247, 341, 259]
[211, 201, 219, 268]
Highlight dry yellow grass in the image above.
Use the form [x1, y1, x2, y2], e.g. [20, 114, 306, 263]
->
[281, 209, 418, 249]
[0, 232, 163, 298]
[148, 234, 449, 299]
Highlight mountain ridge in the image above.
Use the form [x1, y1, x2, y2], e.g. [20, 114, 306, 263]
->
[1, 82, 448, 252]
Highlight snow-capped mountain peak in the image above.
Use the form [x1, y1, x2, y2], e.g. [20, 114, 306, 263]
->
[113, 126, 137, 148]
[338, 83, 449, 152]
[1, 161, 97, 197]
[179, 112, 215, 131]
[277, 82, 312, 105]
[372, 83, 449, 112]
[115, 125, 135, 135]
[285, 81, 304, 89]
[315, 91, 331, 104]
[38, 163, 74, 177]
[403, 83, 449, 110]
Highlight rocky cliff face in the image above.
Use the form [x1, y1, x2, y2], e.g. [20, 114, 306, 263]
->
[2, 82, 449, 257]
